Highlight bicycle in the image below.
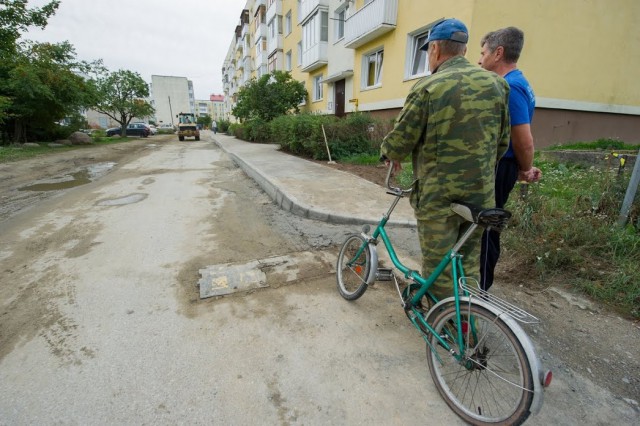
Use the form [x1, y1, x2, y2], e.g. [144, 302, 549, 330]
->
[336, 165, 552, 425]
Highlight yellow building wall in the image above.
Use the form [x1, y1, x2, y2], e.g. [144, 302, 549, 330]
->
[353, 0, 475, 107]
[470, 0, 640, 107]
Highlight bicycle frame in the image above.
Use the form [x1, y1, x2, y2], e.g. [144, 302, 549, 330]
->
[354, 195, 482, 361]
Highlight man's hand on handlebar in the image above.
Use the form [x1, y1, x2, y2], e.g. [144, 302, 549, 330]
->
[384, 159, 403, 176]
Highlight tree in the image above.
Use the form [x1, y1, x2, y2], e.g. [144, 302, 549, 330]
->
[0, 0, 61, 135]
[0, 41, 100, 143]
[0, 0, 60, 55]
[232, 71, 307, 122]
[197, 113, 211, 129]
[91, 69, 154, 137]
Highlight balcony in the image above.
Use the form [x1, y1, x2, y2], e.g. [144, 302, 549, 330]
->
[301, 41, 328, 72]
[298, 0, 328, 24]
[255, 49, 268, 69]
[256, 22, 267, 41]
[344, 0, 398, 49]
[243, 57, 253, 73]
[267, 34, 283, 56]
[241, 22, 249, 39]
[266, 0, 281, 24]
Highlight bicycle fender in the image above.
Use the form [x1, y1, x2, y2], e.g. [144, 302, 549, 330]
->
[365, 242, 378, 285]
[428, 296, 545, 416]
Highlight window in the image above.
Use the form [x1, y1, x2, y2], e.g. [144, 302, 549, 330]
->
[268, 54, 277, 72]
[408, 30, 429, 78]
[320, 11, 328, 42]
[364, 49, 384, 88]
[335, 8, 346, 40]
[297, 41, 302, 66]
[299, 82, 306, 106]
[313, 75, 323, 101]
[302, 10, 328, 50]
[269, 17, 276, 38]
[285, 50, 292, 71]
[285, 11, 292, 35]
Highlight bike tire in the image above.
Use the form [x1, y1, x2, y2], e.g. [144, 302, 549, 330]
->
[427, 303, 534, 425]
[336, 234, 371, 300]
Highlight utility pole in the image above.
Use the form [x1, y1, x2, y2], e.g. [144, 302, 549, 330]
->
[168, 96, 174, 126]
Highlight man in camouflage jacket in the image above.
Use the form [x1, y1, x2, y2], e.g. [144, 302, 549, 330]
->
[380, 18, 510, 301]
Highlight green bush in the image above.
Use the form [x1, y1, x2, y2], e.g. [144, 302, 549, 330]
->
[243, 118, 271, 142]
[218, 119, 230, 133]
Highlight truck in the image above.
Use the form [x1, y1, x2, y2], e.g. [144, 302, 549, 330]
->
[176, 112, 200, 141]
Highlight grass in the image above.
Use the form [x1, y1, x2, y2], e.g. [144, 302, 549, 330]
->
[546, 138, 639, 151]
[504, 158, 640, 318]
[0, 137, 134, 163]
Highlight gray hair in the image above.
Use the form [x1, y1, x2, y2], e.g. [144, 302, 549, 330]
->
[481, 27, 524, 63]
[438, 32, 468, 56]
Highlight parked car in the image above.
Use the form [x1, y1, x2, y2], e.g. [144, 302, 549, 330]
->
[106, 123, 150, 137]
[147, 124, 157, 135]
[157, 123, 175, 132]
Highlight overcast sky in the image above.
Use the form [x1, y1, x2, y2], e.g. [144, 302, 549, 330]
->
[24, 0, 248, 100]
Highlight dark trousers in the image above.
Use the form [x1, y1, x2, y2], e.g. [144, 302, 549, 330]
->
[480, 158, 519, 291]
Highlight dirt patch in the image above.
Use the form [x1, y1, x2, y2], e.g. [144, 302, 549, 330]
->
[0, 138, 162, 222]
[313, 158, 640, 406]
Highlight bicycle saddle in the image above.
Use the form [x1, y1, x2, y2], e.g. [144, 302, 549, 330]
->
[451, 202, 512, 231]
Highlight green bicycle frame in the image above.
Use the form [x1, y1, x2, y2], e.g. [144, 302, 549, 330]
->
[357, 213, 477, 361]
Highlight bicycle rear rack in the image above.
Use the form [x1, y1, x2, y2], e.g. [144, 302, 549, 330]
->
[459, 278, 540, 324]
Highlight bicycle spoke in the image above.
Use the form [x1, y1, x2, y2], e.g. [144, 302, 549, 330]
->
[427, 304, 533, 424]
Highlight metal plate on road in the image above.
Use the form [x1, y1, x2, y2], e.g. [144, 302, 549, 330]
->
[198, 251, 335, 299]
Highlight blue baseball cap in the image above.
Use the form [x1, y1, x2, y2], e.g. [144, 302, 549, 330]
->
[419, 18, 469, 51]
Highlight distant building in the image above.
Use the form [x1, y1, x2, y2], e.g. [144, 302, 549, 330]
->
[150, 75, 195, 126]
[210, 94, 226, 122]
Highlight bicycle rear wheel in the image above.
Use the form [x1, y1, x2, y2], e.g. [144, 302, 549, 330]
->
[427, 303, 533, 425]
[336, 234, 371, 300]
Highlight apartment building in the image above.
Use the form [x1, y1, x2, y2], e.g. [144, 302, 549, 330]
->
[151, 75, 196, 126]
[223, 0, 640, 146]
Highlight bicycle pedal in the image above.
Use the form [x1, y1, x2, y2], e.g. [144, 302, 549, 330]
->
[376, 268, 394, 281]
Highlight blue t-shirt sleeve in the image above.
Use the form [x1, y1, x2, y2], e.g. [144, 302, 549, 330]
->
[509, 84, 531, 126]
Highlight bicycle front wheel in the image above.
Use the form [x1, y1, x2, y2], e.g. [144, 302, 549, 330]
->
[427, 303, 534, 425]
[336, 234, 371, 300]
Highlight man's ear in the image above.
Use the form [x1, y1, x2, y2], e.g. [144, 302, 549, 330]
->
[494, 46, 505, 61]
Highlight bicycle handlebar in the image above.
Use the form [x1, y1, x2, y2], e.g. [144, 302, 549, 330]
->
[384, 162, 414, 196]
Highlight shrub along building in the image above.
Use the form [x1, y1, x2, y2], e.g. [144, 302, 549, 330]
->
[222, 0, 640, 147]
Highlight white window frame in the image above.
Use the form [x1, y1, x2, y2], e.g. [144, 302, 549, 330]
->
[297, 41, 302, 66]
[334, 5, 347, 41]
[285, 50, 292, 71]
[302, 9, 328, 51]
[285, 11, 292, 35]
[362, 48, 384, 89]
[299, 82, 306, 106]
[313, 74, 323, 101]
[405, 26, 432, 80]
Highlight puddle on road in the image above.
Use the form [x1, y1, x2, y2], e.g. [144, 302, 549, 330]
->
[19, 162, 117, 192]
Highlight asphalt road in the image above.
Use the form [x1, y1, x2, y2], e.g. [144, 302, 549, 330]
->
[1, 138, 637, 425]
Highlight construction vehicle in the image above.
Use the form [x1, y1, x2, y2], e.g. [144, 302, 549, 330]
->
[176, 112, 200, 141]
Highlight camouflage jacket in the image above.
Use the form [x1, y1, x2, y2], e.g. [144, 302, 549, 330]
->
[380, 56, 510, 219]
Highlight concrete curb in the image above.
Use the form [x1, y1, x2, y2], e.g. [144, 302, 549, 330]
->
[211, 135, 416, 228]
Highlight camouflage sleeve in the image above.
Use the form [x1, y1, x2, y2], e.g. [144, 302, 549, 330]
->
[380, 86, 429, 161]
[497, 82, 511, 161]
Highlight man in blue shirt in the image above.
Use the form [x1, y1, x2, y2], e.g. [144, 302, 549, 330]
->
[478, 27, 542, 291]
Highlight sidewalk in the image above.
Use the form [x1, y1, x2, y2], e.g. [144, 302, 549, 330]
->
[209, 132, 416, 227]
